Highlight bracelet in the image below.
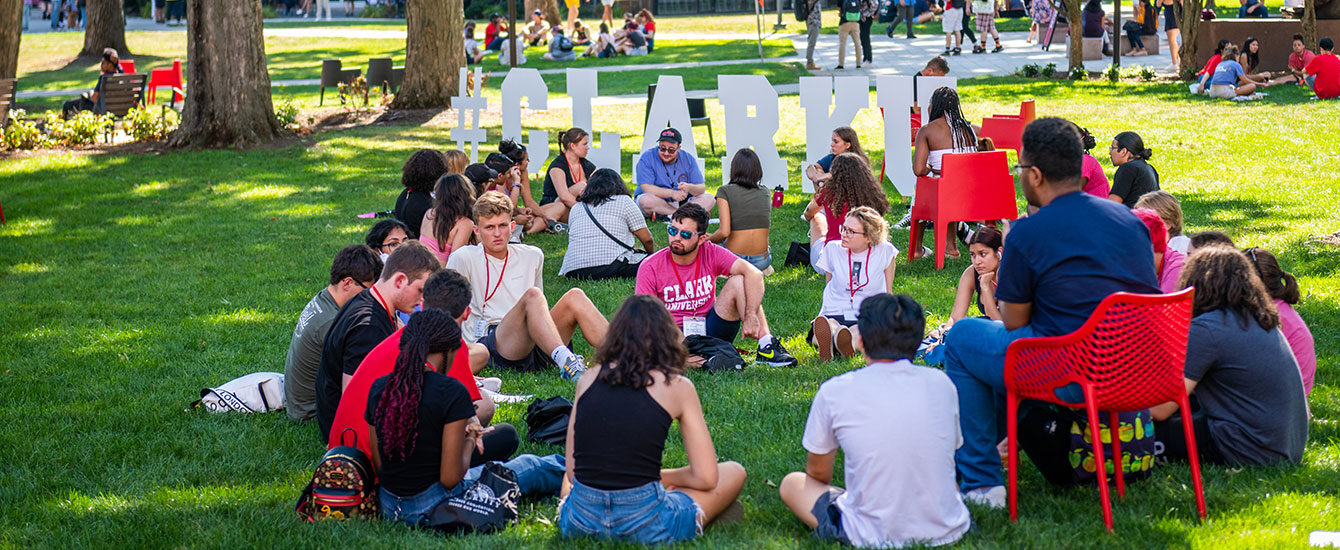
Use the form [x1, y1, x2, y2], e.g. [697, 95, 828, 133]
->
[513, 183, 522, 188]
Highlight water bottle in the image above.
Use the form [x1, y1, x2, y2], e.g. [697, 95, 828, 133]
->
[771, 185, 785, 208]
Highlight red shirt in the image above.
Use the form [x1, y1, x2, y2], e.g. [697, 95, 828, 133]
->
[327, 328, 481, 459]
[1289, 49, 1316, 71]
[1305, 53, 1340, 99]
[1197, 54, 1222, 77]
[485, 22, 501, 46]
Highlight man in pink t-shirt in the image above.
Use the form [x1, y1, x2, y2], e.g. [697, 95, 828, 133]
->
[635, 203, 797, 367]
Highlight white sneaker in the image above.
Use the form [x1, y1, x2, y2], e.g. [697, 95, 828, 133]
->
[476, 377, 502, 393]
[962, 485, 1006, 509]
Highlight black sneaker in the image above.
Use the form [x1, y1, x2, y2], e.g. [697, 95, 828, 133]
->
[757, 339, 798, 367]
[952, 47, 962, 55]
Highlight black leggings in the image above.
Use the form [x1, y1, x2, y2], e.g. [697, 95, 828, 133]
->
[859, 18, 874, 62]
[1154, 413, 1226, 465]
[470, 422, 521, 467]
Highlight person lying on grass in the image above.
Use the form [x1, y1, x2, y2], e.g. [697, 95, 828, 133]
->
[315, 241, 440, 443]
[1149, 245, 1309, 467]
[559, 295, 746, 544]
[445, 191, 609, 382]
[367, 309, 565, 526]
[634, 203, 797, 367]
[284, 244, 382, 423]
[810, 207, 897, 362]
[781, 293, 971, 548]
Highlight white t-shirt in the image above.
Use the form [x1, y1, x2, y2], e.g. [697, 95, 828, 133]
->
[464, 37, 479, 55]
[1168, 234, 1190, 255]
[802, 360, 972, 549]
[560, 196, 647, 275]
[817, 240, 898, 321]
[498, 38, 527, 65]
[445, 243, 545, 343]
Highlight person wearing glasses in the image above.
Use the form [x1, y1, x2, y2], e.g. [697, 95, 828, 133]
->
[635, 203, 797, 367]
[808, 207, 897, 362]
[283, 245, 383, 423]
[1107, 131, 1159, 208]
[940, 118, 1159, 508]
[365, 219, 411, 263]
[634, 128, 714, 220]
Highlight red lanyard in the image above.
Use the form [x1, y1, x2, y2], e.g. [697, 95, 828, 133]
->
[848, 247, 871, 302]
[672, 253, 702, 298]
[483, 250, 510, 306]
[566, 156, 586, 184]
[369, 285, 396, 325]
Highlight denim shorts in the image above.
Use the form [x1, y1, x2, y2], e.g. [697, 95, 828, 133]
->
[811, 487, 850, 544]
[734, 249, 772, 272]
[380, 453, 566, 526]
[558, 479, 704, 544]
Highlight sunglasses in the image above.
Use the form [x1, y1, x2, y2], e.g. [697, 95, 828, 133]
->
[667, 225, 700, 239]
[658, 146, 678, 154]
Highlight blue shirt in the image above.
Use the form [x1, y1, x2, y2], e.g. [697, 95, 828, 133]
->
[994, 191, 1161, 337]
[815, 153, 835, 172]
[634, 147, 704, 197]
[1210, 60, 1246, 86]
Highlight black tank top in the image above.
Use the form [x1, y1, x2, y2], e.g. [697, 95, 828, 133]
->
[572, 377, 672, 490]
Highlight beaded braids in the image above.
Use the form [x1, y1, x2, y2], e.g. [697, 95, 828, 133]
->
[926, 87, 977, 152]
[373, 309, 463, 463]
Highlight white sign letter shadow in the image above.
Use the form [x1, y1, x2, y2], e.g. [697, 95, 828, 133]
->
[717, 75, 787, 189]
[875, 75, 916, 198]
[501, 68, 551, 169]
[450, 67, 487, 163]
[798, 76, 869, 193]
[567, 68, 621, 173]
[641, 75, 696, 157]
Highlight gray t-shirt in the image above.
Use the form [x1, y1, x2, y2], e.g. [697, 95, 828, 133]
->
[1184, 309, 1309, 466]
[283, 288, 340, 421]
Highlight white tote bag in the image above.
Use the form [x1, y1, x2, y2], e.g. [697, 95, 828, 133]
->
[191, 372, 286, 413]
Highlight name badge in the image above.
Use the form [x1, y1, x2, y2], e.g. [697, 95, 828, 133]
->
[683, 316, 707, 337]
[473, 319, 489, 340]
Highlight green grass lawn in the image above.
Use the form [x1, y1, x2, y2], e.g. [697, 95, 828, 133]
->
[1, 78, 1338, 548]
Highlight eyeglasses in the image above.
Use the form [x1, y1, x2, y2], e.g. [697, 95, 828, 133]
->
[667, 225, 699, 239]
[380, 238, 405, 252]
[658, 146, 678, 154]
[1012, 163, 1035, 176]
[838, 225, 865, 236]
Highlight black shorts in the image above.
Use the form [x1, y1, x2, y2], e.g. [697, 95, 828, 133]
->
[705, 308, 740, 343]
[563, 259, 642, 281]
[810, 487, 850, 543]
[479, 325, 554, 372]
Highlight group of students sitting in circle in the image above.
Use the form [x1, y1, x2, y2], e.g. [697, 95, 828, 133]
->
[464, 10, 656, 65]
[1192, 34, 1340, 100]
[276, 105, 1317, 545]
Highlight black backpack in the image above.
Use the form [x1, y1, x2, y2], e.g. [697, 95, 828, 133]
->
[794, 0, 812, 21]
[684, 335, 746, 372]
[295, 428, 379, 522]
[524, 396, 573, 446]
[557, 35, 574, 52]
[843, 0, 863, 20]
[422, 462, 521, 534]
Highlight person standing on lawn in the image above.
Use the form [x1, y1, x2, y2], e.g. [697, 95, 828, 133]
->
[941, 117, 1159, 508]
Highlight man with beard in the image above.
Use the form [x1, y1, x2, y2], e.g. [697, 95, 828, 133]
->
[635, 203, 797, 367]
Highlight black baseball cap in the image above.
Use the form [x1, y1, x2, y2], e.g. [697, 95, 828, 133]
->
[532, 8, 542, 15]
[658, 128, 682, 144]
[463, 163, 498, 184]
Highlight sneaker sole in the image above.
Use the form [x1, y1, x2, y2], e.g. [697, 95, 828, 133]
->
[813, 317, 833, 362]
[836, 327, 856, 358]
[764, 357, 799, 367]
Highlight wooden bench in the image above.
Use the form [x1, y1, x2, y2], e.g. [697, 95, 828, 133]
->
[94, 73, 148, 142]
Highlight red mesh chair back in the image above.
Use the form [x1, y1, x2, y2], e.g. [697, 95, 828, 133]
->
[907, 150, 1017, 270]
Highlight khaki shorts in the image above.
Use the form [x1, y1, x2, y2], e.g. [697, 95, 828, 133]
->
[1208, 84, 1237, 100]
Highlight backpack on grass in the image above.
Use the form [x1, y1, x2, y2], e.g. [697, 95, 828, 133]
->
[524, 396, 573, 446]
[189, 371, 284, 413]
[296, 428, 379, 522]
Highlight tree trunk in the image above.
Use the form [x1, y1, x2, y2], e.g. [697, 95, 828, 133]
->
[1179, 0, 1201, 77]
[390, 0, 463, 110]
[167, 0, 283, 149]
[79, 0, 131, 58]
[1302, 0, 1317, 50]
[524, 0, 563, 27]
[0, 0, 20, 80]
[1065, 0, 1083, 73]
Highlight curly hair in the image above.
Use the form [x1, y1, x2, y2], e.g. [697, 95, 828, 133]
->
[373, 309, 463, 463]
[818, 152, 889, 216]
[594, 295, 687, 388]
[847, 206, 888, 245]
[401, 149, 449, 193]
[1178, 246, 1280, 331]
[1244, 247, 1301, 305]
[430, 174, 476, 252]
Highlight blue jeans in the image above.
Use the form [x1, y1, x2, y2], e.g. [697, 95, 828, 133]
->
[558, 479, 703, 544]
[1122, 21, 1144, 49]
[380, 453, 566, 525]
[734, 249, 772, 271]
[943, 319, 1037, 490]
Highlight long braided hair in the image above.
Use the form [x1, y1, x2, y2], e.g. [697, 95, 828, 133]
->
[927, 87, 977, 152]
[373, 309, 463, 462]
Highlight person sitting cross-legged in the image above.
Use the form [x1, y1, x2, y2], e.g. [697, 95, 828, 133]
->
[635, 203, 797, 367]
[284, 244, 383, 423]
[810, 207, 898, 361]
[558, 295, 747, 544]
[634, 128, 714, 220]
[445, 191, 609, 381]
[366, 309, 565, 526]
[780, 293, 972, 548]
[942, 117, 1160, 508]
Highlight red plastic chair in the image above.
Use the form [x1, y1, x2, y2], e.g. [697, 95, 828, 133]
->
[147, 59, 185, 106]
[118, 59, 135, 74]
[1004, 288, 1205, 531]
[907, 150, 1017, 270]
[0, 198, 5, 224]
[980, 99, 1036, 152]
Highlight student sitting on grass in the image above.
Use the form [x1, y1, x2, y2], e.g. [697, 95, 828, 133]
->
[445, 192, 609, 381]
[1135, 190, 1189, 254]
[1304, 37, 1340, 100]
[523, 9, 550, 46]
[584, 23, 618, 58]
[943, 118, 1159, 508]
[811, 207, 897, 362]
[1188, 230, 1235, 253]
[1077, 126, 1111, 199]
[636, 9, 657, 52]
[464, 22, 488, 65]
[1133, 208, 1186, 293]
[635, 128, 713, 220]
[1245, 247, 1317, 396]
[1192, 40, 1233, 94]
[316, 241, 441, 443]
[394, 149, 449, 239]
[1107, 131, 1159, 208]
[805, 126, 870, 191]
[284, 245, 383, 422]
[1150, 246, 1309, 466]
[1208, 44, 1269, 100]
[544, 27, 578, 61]
[367, 309, 565, 526]
[419, 174, 476, 267]
[560, 169, 656, 280]
[781, 293, 972, 548]
[949, 225, 1003, 324]
[635, 203, 798, 367]
[537, 127, 598, 225]
[709, 149, 775, 273]
[804, 153, 889, 274]
[559, 295, 747, 544]
[365, 218, 410, 263]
